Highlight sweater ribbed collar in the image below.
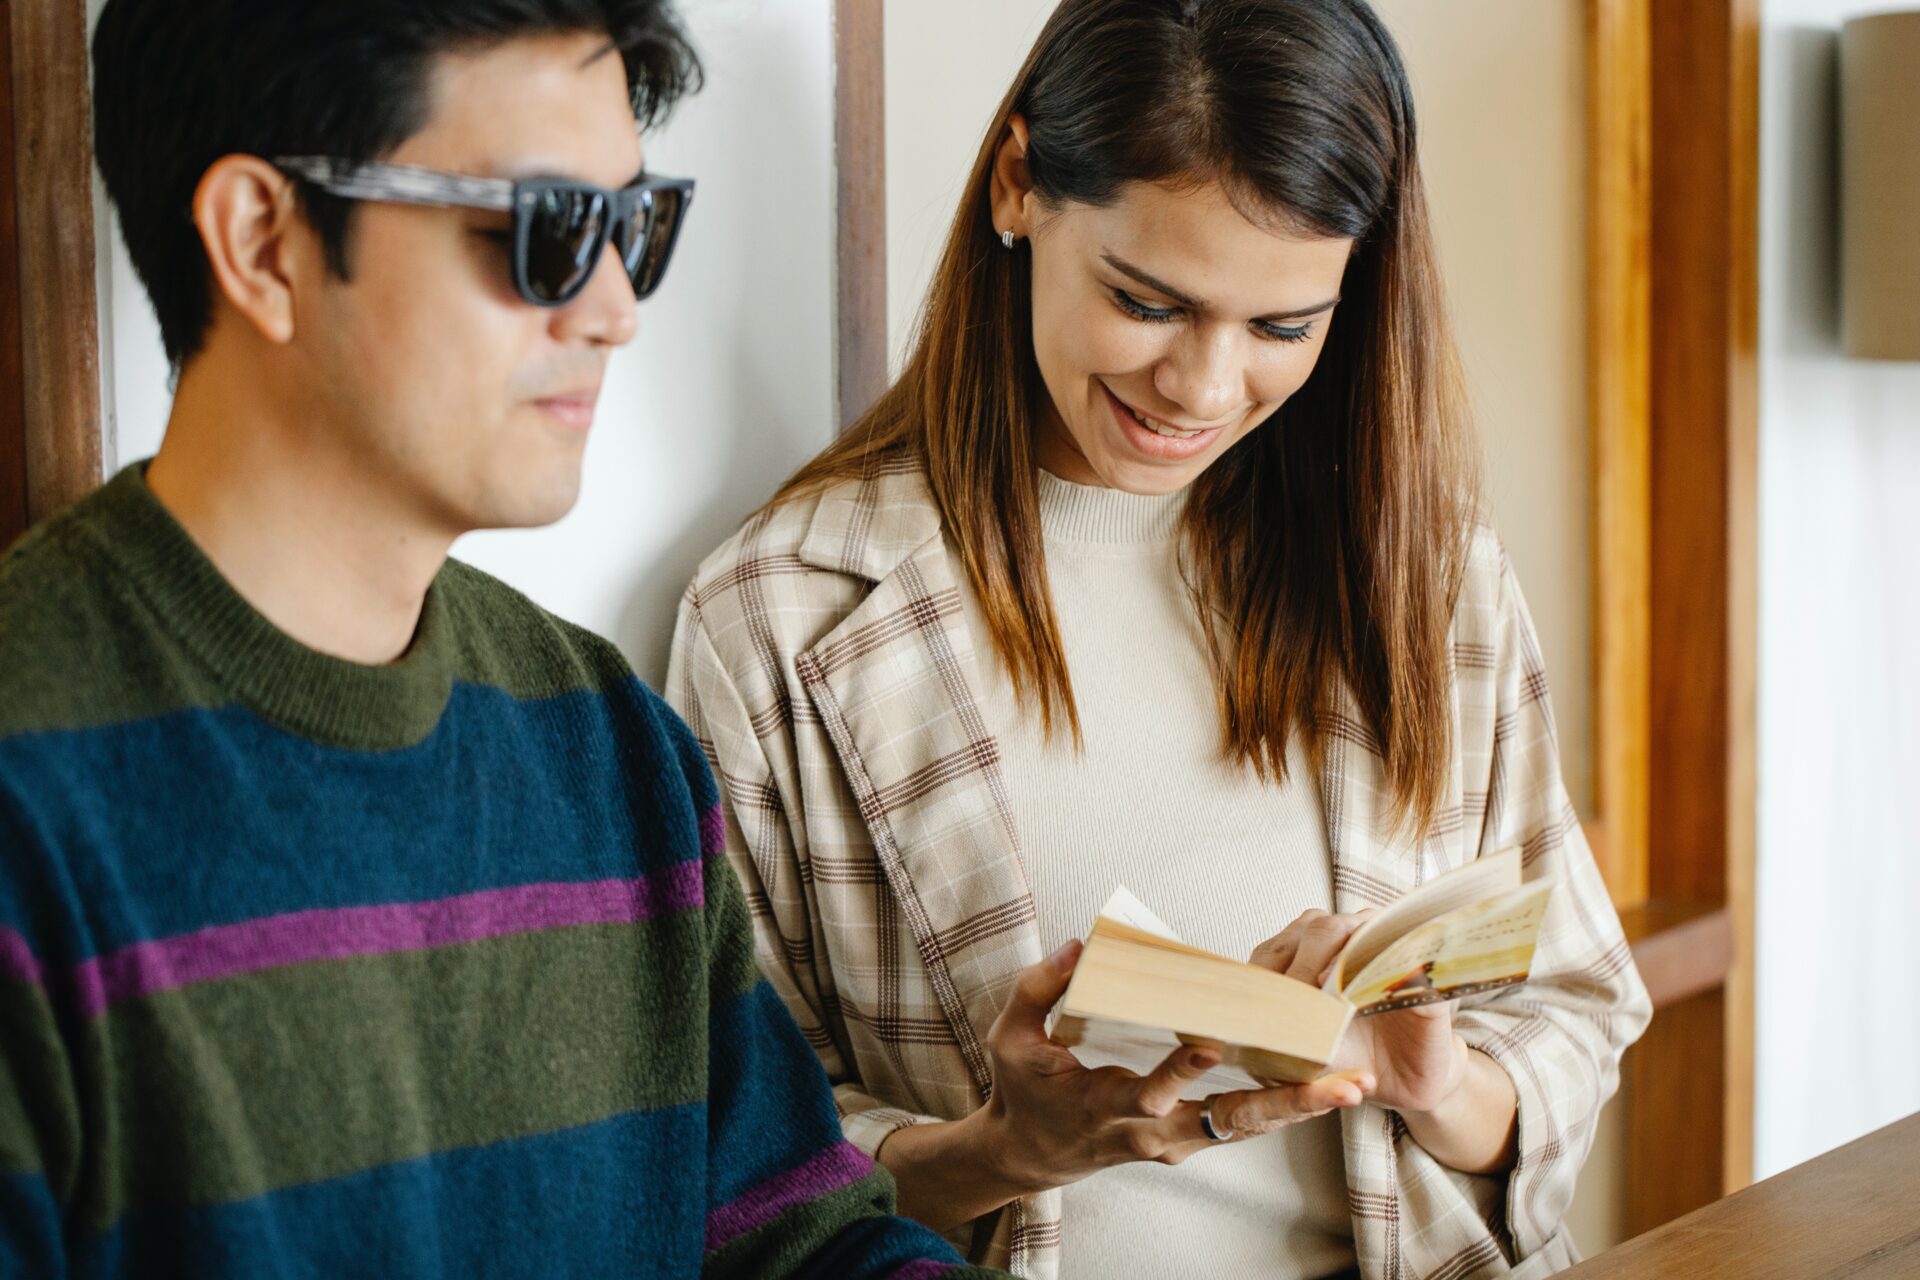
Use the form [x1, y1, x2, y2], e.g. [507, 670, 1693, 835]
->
[1034, 468, 1188, 546]
[83, 464, 459, 751]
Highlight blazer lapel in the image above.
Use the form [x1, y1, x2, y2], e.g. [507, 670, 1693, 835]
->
[793, 470, 1042, 1099]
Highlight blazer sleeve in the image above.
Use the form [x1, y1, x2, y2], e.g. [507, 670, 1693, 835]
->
[1444, 543, 1653, 1261]
[666, 592, 942, 1160]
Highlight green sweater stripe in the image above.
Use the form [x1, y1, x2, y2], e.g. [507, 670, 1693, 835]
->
[0, 468, 631, 746]
[0, 979, 78, 1183]
[70, 921, 707, 1232]
[705, 1169, 896, 1277]
[704, 833, 771, 1004]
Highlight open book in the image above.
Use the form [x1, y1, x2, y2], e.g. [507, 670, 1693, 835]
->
[1046, 848, 1554, 1094]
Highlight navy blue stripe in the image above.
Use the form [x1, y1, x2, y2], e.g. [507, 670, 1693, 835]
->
[0, 1170, 65, 1278]
[0, 679, 710, 961]
[705, 980, 851, 1211]
[71, 1105, 707, 1279]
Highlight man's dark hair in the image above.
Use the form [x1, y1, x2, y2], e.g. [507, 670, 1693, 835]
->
[92, 0, 701, 368]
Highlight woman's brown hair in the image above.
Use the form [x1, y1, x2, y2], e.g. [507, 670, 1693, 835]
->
[776, 0, 1477, 838]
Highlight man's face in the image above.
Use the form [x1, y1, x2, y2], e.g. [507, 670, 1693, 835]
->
[296, 32, 645, 535]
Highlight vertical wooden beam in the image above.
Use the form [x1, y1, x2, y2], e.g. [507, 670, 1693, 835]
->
[8, 0, 102, 523]
[1721, 0, 1760, 1199]
[1587, 0, 1653, 912]
[0, 2, 29, 549]
[1625, 0, 1760, 1235]
[833, 0, 886, 432]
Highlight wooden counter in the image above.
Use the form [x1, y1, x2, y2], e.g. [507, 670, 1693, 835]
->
[1564, 1111, 1920, 1278]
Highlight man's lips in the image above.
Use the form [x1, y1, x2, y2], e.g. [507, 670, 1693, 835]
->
[533, 388, 601, 430]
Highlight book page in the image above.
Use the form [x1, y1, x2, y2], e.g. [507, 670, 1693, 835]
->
[1051, 1013, 1335, 1092]
[1339, 880, 1555, 1013]
[1328, 848, 1523, 991]
[1095, 885, 1183, 942]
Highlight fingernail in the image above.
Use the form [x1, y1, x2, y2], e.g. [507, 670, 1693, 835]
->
[1048, 940, 1080, 973]
[1186, 1049, 1219, 1071]
[1358, 1073, 1377, 1093]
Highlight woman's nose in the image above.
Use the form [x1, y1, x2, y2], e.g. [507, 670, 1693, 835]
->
[1154, 327, 1243, 425]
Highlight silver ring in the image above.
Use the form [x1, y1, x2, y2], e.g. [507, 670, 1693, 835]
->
[1200, 1093, 1234, 1142]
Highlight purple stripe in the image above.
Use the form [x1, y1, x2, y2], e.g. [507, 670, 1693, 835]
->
[0, 927, 46, 988]
[889, 1263, 960, 1280]
[70, 863, 705, 1020]
[699, 801, 726, 860]
[705, 1140, 874, 1251]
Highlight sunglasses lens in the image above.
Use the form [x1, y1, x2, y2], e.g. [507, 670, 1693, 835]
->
[524, 187, 610, 303]
[625, 186, 688, 299]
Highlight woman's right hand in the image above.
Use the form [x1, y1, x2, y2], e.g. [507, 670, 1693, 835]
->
[877, 941, 1375, 1231]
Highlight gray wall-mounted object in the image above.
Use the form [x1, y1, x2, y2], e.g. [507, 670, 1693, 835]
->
[1842, 10, 1920, 360]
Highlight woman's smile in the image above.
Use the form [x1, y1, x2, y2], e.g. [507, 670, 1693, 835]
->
[1100, 381, 1230, 461]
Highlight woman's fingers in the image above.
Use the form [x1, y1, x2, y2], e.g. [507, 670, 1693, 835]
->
[1206, 1070, 1375, 1138]
[1129, 1043, 1223, 1119]
[1285, 913, 1369, 987]
[987, 941, 1081, 1062]
[1248, 909, 1326, 974]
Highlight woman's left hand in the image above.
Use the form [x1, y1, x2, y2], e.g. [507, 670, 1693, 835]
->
[1249, 910, 1470, 1115]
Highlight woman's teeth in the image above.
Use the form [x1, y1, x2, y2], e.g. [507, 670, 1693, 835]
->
[1126, 404, 1203, 440]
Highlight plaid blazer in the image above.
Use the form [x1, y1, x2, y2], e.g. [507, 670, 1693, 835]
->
[666, 461, 1651, 1279]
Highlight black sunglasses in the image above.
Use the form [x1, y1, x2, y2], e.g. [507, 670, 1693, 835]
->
[273, 157, 695, 307]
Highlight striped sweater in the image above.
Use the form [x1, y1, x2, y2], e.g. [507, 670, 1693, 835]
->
[0, 465, 996, 1279]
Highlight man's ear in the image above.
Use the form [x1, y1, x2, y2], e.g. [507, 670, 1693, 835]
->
[190, 155, 311, 345]
[988, 113, 1037, 243]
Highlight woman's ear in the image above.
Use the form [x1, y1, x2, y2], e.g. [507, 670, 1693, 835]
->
[191, 154, 308, 346]
[988, 113, 1036, 243]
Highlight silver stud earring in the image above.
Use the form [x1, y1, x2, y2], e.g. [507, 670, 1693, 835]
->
[1000, 229, 1016, 250]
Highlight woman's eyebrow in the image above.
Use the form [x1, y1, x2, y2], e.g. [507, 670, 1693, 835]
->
[1100, 249, 1341, 320]
[1102, 251, 1204, 307]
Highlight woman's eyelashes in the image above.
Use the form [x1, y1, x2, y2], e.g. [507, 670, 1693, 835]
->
[1109, 287, 1313, 344]
[1253, 319, 1314, 344]
[1110, 286, 1180, 325]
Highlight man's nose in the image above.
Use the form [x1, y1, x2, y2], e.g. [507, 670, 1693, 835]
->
[553, 241, 640, 348]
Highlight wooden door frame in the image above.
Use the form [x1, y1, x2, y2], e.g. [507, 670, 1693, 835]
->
[1592, 0, 1761, 1231]
[1, 0, 103, 549]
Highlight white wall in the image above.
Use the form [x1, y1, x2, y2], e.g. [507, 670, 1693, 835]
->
[883, 1, 1055, 368]
[92, 0, 839, 688]
[1756, 0, 1920, 1178]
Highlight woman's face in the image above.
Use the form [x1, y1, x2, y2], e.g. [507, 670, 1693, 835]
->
[1000, 150, 1354, 495]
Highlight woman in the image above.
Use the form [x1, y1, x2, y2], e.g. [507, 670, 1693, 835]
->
[667, 1, 1649, 1276]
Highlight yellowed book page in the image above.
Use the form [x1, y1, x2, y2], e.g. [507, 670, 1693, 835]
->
[1329, 848, 1523, 991]
[1050, 1014, 1331, 1093]
[1339, 880, 1555, 1013]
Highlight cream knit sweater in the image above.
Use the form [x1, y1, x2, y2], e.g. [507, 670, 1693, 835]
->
[953, 470, 1357, 1280]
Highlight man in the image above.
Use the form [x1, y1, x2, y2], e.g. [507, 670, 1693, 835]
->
[0, 2, 998, 1274]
